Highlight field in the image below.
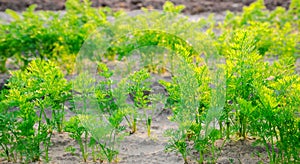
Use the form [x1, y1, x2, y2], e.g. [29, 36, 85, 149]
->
[0, 0, 299, 163]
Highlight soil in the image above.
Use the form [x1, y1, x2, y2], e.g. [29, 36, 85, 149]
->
[0, 0, 291, 14]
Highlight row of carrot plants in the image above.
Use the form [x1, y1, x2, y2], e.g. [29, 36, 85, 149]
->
[0, 0, 299, 163]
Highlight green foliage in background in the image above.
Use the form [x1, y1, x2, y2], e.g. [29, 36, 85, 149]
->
[0, 0, 109, 73]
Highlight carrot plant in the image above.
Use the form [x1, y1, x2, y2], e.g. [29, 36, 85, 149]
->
[145, 93, 167, 137]
[126, 69, 151, 134]
[162, 50, 222, 163]
[0, 89, 19, 162]
[220, 0, 300, 59]
[64, 115, 89, 162]
[250, 57, 300, 163]
[165, 129, 189, 164]
[79, 108, 127, 163]
[71, 63, 130, 163]
[215, 4, 300, 162]
[70, 70, 100, 162]
[220, 30, 265, 140]
[71, 71, 98, 115]
[96, 63, 163, 136]
[2, 59, 70, 162]
[95, 63, 116, 115]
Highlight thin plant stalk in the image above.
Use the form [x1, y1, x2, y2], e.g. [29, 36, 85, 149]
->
[132, 117, 137, 134]
[147, 117, 152, 137]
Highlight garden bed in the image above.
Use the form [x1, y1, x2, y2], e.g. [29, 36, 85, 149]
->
[0, 58, 272, 164]
[0, 1, 299, 164]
